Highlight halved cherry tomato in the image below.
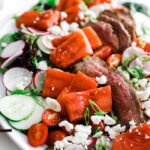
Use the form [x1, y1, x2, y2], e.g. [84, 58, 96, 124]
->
[90, 120, 105, 132]
[42, 109, 61, 126]
[106, 54, 122, 68]
[94, 46, 112, 59]
[27, 123, 48, 147]
[47, 130, 67, 146]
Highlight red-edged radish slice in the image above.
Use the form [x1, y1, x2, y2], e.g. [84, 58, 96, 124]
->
[27, 27, 49, 35]
[122, 47, 146, 64]
[64, 144, 85, 150]
[33, 70, 47, 89]
[129, 57, 150, 76]
[0, 40, 25, 59]
[37, 37, 52, 54]
[0, 50, 23, 68]
[0, 72, 6, 97]
[41, 35, 56, 50]
[95, 135, 112, 149]
[3, 67, 32, 92]
[87, 136, 95, 148]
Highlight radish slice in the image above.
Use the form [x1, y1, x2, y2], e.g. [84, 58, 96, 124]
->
[37, 36, 52, 54]
[27, 27, 49, 35]
[129, 57, 150, 76]
[3, 67, 32, 92]
[0, 50, 23, 68]
[41, 35, 57, 50]
[0, 40, 25, 59]
[87, 136, 95, 147]
[0, 72, 6, 97]
[122, 47, 146, 64]
[64, 144, 85, 150]
[33, 70, 47, 89]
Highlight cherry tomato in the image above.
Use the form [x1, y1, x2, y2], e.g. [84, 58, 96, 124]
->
[137, 38, 150, 53]
[42, 109, 61, 126]
[90, 120, 105, 132]
[47, 130, 67, 146]
[27, 123, 48, 147]
[94, 46, 112, 59]
[106, 54, 122, 68]
[100, 0, 111, 4]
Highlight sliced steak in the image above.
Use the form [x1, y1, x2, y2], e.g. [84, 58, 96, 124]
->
[99, 14, 131, 52]
[88, 21, 119, 51]
[100, 9, 136, 42]
[74, 56, 144, 127]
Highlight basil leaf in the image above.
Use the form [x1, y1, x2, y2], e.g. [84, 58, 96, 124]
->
[84, 107, 90, 126]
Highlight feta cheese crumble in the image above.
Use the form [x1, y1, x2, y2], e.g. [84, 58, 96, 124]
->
[16, 76, 29, 90]
[59, 120, 74, 132]
[45, 97, 61, 112]
[96, 75, 107, 85]
[75, 125, 91, 135]
[103, 115, 116, 125]
[61, 12, 68, 20]
[36, 60, 48, 70]
[129, 119, 137, 130]
[91, 115, 104, 125]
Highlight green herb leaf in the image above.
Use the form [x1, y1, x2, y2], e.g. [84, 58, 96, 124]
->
[13, 15, 19, 20]
[11, 89, 30, 95]
[122, 57, 132, 68]
[89, 99, 105, 116]
[32, 57, 37, 66]
[93, 131, 103, 138]
[84, 107, 90, 126]
[31, 5, 45, 12]
[92, 127, 100, 135]
[133, 66, 145, 77]
[111, 112, 118, 122]
[30, 88, 42, 96]
[127, 68, 140, 79]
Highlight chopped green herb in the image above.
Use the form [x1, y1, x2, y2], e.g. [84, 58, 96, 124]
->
[131, 79, 138, 84]
[84, 0, 93, 4]
[122, 57, 132, 68]
[111, 112, 118, 122]
[92, 127, 100, 135]
[30, 88, 42, 96]
[84, 107, 90, 126]
[11, 89, 30, 95]
[13, 15, 19, 20]
[133, 66, 145, 77]
[89, 99, 105, 116]
[132, 48, 137, 58]
[32, 57, 37, 66]
[127, 68, 140, 79]
[139, 39, 146, 48]
[96, 135, 107, 150]
[93, 131, 103, 138]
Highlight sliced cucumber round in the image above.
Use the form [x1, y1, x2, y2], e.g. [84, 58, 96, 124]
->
[9, 104, 44, 131]
[0, 95, 36, 121]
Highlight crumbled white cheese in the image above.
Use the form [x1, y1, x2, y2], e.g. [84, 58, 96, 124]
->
[105, 124, 126, 139]
[45, 97, 61, 112]
[129, 119, 137, 130]
[136, 90, 150, 101]
[75, 125, 91, 135]
[60, 21, 70, 35]
[78, 12, 85, 20]
[16, 76, 29, 90]
[103, 115, 116, 125]
[59, 120, 74, 132]
[48, 25, 62, 35]
[61, 12, 68, 20]
[36, 60, 48, 70]
[61, 138, 71, 147]
[37, 50, 42, 57]
[96, 75, 107, 85]
[69, 22, 79, 32]
[138, 78, 148, 88]
[96, 136, 112, 150]
[1, 42, 7, 47]
[91, 115, 104, 125]
[54, 141, 64, 150]
[135, 58, 143, 67]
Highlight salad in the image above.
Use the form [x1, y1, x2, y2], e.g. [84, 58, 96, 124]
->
[0, 0, 150, 150]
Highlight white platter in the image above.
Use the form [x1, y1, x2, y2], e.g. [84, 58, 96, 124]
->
[0, 0, 149, 150]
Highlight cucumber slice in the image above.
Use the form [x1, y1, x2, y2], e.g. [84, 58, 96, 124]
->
[0, 95, 36, 121]
[9, 104, 44, 131]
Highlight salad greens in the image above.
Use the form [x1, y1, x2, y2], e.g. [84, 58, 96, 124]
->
[123, 2, 150, 17]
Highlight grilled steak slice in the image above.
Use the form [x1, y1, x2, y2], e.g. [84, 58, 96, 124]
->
[74, 56, 144, 127]
[88, 21, 119, 50]
[100, 10, 136, 42]
[99, 14, 131, 52]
